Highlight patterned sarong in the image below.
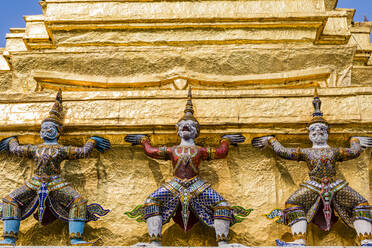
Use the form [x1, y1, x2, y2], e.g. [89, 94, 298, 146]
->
[126, 177, 252, 230]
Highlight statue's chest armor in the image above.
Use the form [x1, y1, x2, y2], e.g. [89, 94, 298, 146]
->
[34, 146, 63, 175]
[173, 146, 199, 177]
[306, 149, 337, 177]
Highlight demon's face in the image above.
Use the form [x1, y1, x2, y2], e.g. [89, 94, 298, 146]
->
[40, 121, 60, 141]
[308, 123, 329, 145]
[177, 119, 198, 140]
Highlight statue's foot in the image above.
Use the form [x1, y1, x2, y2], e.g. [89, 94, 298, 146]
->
[218, 241, 229, 247]
[275, 239, 305, 246]
[70, 238, 98, 246]
[149, 240, 161, 246]
[361, 239, 372, 246]
[0, 238, 16, 246]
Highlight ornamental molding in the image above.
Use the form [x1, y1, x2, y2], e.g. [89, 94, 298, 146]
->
[32, 68, 331, 91]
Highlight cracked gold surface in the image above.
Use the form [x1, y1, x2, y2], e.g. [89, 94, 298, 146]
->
[0, 144, 369, 246]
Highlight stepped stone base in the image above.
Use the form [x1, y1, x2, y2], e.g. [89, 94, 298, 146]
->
[2, 246, 362, 248]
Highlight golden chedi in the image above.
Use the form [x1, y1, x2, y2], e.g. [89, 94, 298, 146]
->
[0, 0, 371, 246]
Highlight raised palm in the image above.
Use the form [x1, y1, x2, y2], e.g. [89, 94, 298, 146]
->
[251, 135, 275, 149]
[89, 136, 111, 153]
[0, 137, 16, 152]
[222, 134, 246, 145]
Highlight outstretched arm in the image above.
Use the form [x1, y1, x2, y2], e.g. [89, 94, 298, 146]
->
[252, 136, 304, 161]
[336, 136, 372, 161]
[202, 134, 245, 160]
[67, 136, 111, 160]
[0, 137, 36, 158]
[124, 134, 171, 160]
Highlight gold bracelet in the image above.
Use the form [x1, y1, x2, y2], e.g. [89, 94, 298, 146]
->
[268, 137, 277, 145]
[140, 136, 149, 144]
[87, 138, 97, 146]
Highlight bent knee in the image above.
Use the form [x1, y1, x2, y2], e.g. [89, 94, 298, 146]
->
[285, 202, 304, 209]
[215, 201, 230, 208]
[145, 197, 162, 205]
[3, 195, 18, 205]
[2, 197, 21, 220]
[145, 198, 155, 204]
[70, 195, 87, 207]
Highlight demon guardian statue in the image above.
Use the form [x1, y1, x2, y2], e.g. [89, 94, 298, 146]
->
[125, 88, 250, 246]
[253, 89, 372, 246]
[0, 90, 110, 246]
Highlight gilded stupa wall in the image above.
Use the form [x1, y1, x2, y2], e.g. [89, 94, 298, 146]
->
[0, 0, 371, 246]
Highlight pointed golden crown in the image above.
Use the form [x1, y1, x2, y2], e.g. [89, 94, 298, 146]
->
[42, 89, 64, 129]
[307, 87, 329, 127]
[178, 87, 200, 134]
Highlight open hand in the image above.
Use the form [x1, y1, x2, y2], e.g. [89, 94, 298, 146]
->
[222, 134, 245, 145]
[351, 136, 372, 150]
[90, 136, 111, 153]
[0, 136, 16, 153]
[251, 135, 275, 149]
[124, 134, 147, 146]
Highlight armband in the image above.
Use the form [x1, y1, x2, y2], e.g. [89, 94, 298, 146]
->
[207, 147, 216, 160]
[158, 146, 168, 159]
[221, 138, 230, 145]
